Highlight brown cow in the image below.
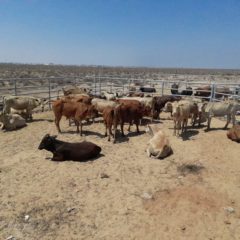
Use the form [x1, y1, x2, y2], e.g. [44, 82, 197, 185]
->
[227, 125, 240, 142]
[52, 99, 98, 135]
[102, 106, 115, 142]
[115, 98, 151, 117]
[113, 102, 143, 142]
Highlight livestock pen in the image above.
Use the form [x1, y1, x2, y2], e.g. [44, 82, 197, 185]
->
[0, 75, 240, 110]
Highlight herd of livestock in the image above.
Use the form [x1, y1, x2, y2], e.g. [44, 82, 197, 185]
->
[0, 83, 240, 161]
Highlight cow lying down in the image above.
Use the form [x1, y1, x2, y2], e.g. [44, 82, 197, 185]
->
[227, 125, 240, 143]
[145, 125, 173, 159]
[38, 134, 102, 161]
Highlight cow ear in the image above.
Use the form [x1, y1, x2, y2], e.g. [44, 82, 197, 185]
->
[52, 135, 57, 139]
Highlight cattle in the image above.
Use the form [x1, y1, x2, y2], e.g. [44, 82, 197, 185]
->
[62, 85, 91, 96]
[0, 112, 26, 130]
[113, 102, 143, 142]
[91, 98, 117, 114]
[115, 98, 151, 117]
[119, 97, 153, 111]
[171, 83, 179, 95]
[129, 83, 137, 92]
[204, 102, 240, 130]
[3, 95, 46, 120]
[139, 86, 156, 93]
[194, 85, 211, 99]
[10, 108, 29, 120]
[151, 95, 181, 119]
[127, 92, 144, 98]
[38, 134, 101, 161]
[227, 125, 240, 142]
[52, 99, 98, 135]
[101, 91, 116, 101]
[163, 101, 173, 116]
[102, 106, 115, 142]
[178, 100, 199, 126]
[145, 124, 173, 159]
[179, 86, 193, 96]
[172, 101, 191, 136]
[62, 94, 92, 104]
[215, 86, 232, 99]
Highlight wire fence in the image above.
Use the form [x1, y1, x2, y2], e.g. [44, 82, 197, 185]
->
[0, 75, 240, 110]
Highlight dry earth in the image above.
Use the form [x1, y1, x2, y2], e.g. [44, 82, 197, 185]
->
[0, 111, 240, 240]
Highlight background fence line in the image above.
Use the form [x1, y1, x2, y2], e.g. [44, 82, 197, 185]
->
[0, 75, 240, 110]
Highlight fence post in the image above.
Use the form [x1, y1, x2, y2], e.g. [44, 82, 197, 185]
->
[14, 79, 17, 96]
[210, 83, 215, 102]
[161, 81, 164, 96]
[48, 78, 51, 109]
[94, 75, 96, 95]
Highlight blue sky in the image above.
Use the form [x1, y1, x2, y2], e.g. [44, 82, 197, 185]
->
[0, 0, 240, 68]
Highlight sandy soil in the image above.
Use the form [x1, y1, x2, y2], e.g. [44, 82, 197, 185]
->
[0, 111, 240, 240]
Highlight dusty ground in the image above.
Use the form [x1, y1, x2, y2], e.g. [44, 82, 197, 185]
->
[0, 111, 240, 240]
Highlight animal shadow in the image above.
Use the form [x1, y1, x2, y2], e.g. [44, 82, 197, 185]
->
[181, 130, 199, 141]
[31, 118, 54, 123]
[127, 130, 145, 137]
[204, 127, 227, 132]
[45, 153, 104, 163]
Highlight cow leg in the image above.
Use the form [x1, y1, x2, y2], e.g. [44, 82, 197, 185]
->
[135, 119, 140, 133]
[146, 148, 151, 157]
[55, 116, 62, 133]
[177, 121, 181, 136]
[104, 123, 108, 137]
[80, 121, 83, 136]
[121, 122, 125, 136]
[52, 152, 64, 161]
[184, 118, 188, 132]
[207, 116, 211, 130]
[232, 114, 236, 126]
[224, 114, 231, 129]
[173, 120, 176, 136]
[128, 123, 131, 132]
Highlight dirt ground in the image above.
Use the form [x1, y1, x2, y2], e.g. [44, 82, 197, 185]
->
[0, 110, 240, 240]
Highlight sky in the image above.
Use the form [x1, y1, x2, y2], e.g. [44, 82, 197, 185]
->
[0, 0, 240, 69]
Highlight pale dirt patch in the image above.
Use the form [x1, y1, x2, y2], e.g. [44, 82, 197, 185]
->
[0, 111, 240, 240]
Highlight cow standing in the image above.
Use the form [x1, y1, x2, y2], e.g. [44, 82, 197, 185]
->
[3, 96, 46, 120]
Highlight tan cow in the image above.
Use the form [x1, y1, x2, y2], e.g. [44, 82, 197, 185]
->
[172, 101, 190, 136]
[145, 124, 173, 159]
[227, 125, 240, 142]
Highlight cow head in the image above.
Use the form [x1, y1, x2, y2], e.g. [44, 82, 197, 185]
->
[38, 134, 57, 151]
[36, 98, 49, 112]
[163, 102, 172, 113]
[172, 102, 180, 117]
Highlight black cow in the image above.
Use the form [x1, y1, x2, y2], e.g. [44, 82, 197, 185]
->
[151, 95, 181, 119]
[171, 83, 179, 95]
[139, 87, 156, 93]
[38, 134, 101, 161]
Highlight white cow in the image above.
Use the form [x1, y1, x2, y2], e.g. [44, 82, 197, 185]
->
[204, 101, 240, 130]
[145, 124, 173, 159]
[0, 112, 26, 130]
[91, 98, 117, 114]
[3, 95, 46, 120]
[172, 101, 191, 136]
[101, 91, 116, 101]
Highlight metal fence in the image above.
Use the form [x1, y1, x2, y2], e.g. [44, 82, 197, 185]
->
[0, 75, 240, 110]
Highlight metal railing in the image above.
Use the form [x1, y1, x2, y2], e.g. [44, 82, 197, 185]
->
[0, 75, 240, 110]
